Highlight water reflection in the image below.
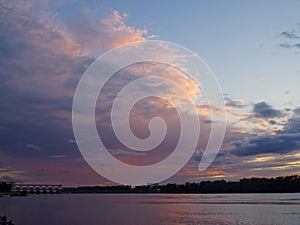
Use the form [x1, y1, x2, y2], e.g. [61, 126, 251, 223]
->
[0, 193, 299, 225]
[0, 215, 14, 225]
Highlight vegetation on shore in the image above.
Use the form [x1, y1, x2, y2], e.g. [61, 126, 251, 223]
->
[64, 175, 300, 194]
[0, 182, 26, 197]
[1, 175, 300, 195]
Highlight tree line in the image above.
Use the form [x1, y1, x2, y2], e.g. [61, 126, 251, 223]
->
[63, 175, 300, 194]
[0, 182, 11, 192]
[2, 175, 299, 194]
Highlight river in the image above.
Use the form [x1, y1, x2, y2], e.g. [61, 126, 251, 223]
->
[1, 193, 299, 225]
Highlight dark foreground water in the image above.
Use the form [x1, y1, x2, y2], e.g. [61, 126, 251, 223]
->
[1, 193, 300, 225]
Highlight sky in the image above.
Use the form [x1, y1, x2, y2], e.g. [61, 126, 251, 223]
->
[1, 0, 300, 186]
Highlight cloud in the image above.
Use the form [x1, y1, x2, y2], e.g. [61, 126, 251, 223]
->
[285, 116, 300, 133]
[280, 31, 299, 39]
[108, 149, 147, 157]
[253, 102, 283, 118]
[0, 0, 216, 184]
[230, 106, 300, 156]
[0, 0, 89, 102]
[0, 164, 24, 183]
[48, 155, 66, 159]
[238, 150, 300, 175]
[0, 0, 152, 172]
[293, 107, 300, 115]
[1, 1, 298, 184]
[280, 43, 300, 49]
[225, 97, 245, 108]
[0, 175, 21, 183]
[278, 26, 300, 49]
[230, 133, 300, 156]
[89, 60, 213, 167]
[250, 77, 268, 83]
[25, 144, 41, 151]
[65, 10, 148, 55]
[68, 138, 76, 144]
[268, 120, 277, 125]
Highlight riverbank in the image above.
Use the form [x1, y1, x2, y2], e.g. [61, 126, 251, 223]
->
[63, 174, 300, 194]
[0, 192, 26, 197]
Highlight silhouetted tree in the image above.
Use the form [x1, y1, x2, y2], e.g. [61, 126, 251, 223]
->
[0, 182, 11, 192]
[62, 175, 300, 194]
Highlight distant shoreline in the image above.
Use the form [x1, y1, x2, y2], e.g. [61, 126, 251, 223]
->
[2, 175, 300, 196]
[63, 174, 300, 194]
[2, 192, 300, 197]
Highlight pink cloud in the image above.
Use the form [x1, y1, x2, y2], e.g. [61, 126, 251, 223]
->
[65, 10, 148, 55]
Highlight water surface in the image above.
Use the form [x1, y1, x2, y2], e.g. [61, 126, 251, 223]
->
[1, 193, 299, 225]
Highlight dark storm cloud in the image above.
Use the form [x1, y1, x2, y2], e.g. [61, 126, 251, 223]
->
[230, 106, 300, 156]
[253, 102, 283, 118]
[230, 133, 300, 156]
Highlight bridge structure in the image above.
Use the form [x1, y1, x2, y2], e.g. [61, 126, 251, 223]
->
[11, 183, 63, 194]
